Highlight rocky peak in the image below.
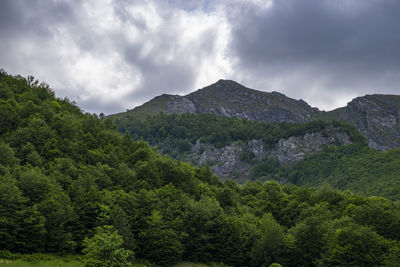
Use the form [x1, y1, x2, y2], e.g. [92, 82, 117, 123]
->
[185, 80, 320, 123]
[327, 94, 400, 150]
[123, 79, 321, 123]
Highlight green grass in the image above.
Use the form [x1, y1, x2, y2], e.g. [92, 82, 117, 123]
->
[0, 255, 83, 267]
[109, 94, 170, 120]
[0, 258, 213, 267]
[0, 259, 83, 267]
[172, 263, 210, 267]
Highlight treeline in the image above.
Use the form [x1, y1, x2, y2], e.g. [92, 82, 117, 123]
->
[113, 112, 366, 157]
[1, 70, 400, 266]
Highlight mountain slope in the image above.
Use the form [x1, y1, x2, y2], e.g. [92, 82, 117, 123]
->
[288, 145, 400, 200]
[186, 80, 320, 122]
[320, 94, 400, 150]
[112, 110, 400, 200]
[109, 80, 400, 200]
[114, 112, 363, 182]
[111, 80, 400, 151]
[112, 79, 320, 123]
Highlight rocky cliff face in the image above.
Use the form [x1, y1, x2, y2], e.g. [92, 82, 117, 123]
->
[269, 128, 352, 164]
[323, 95, 400, 150]
[187, 127, 352, 181]
[164, 95, 196, 114]
[190, 140, 251, 181]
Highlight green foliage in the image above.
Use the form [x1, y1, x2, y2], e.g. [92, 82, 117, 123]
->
[0, 99, 18, 134]
[0, 253, 83, 266]
[286, 214, 329, 265]
[1, 70, 400, 267]
[0, 142, 18, 166]
[82, 226, 133, 267]
[111, 112, 367, 182]
[250, 213, 285, 266]
[321, 225, 388, 266]
[113, 113, 363, 153]
[17, 168, 53, 203]
[290, 145, 400, 200]
[137, 210, 183, 265]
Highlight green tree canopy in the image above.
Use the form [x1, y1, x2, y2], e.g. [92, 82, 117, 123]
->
[82, 226, 134, 267]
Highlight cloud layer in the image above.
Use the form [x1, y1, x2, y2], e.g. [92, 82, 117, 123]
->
[1, 0, 400, 113]
[228, 0, 400, 110]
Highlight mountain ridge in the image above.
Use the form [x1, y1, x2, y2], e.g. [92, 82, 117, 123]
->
[111, 80, 400, 150]
[321, 94, 400, 150]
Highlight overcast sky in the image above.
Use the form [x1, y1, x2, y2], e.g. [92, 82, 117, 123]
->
[1, 0, 400, 114]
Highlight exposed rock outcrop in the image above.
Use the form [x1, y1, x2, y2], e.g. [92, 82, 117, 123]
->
[190, 140, 252, 181]
[268, 128, 352, 164]
[186, 80, 319, 123]
[164, 95, 195, 114]
[187, 127, 352, 181]
[323, 94, 400, 150]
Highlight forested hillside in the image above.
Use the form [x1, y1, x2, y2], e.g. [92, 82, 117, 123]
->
[112, 112, 400, 200]
[289, 145, 400, 200]
[114, 113, 364, 156]
[1, 70, 400, 266]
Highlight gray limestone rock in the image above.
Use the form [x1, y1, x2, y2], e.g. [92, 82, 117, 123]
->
[164, 96, 195, 114]
[325, 95, 400, 150]
[186, 127, 352, 181]
[269, 128, 352, 164]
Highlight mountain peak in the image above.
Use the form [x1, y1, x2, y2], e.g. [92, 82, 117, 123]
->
[110, 80, 400, 151]
[196, 79, 251, 95]
[215, 79, 243, 86]
[121, 79, 319, 123]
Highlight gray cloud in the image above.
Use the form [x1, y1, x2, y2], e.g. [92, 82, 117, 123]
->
[1, 0, 400, 113]
[227, 0, 400, 109]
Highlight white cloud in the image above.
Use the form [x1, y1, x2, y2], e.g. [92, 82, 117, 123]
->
[1, 0, 400, 114]
[0, 0, 233, 114]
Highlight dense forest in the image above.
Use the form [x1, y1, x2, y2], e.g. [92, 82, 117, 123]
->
[113, 112, 365, 157]
[289, 145, 400, 201]
[112, 112, 400, 200]
[1, 70, 400, 266]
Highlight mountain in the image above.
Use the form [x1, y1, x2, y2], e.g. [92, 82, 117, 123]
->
[109, 80, 400, 200]
[111, 110, 400, 200]
[321, 94, 400, 150]
[111, 80, 400, 151]
[113, 79, 320, 123]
